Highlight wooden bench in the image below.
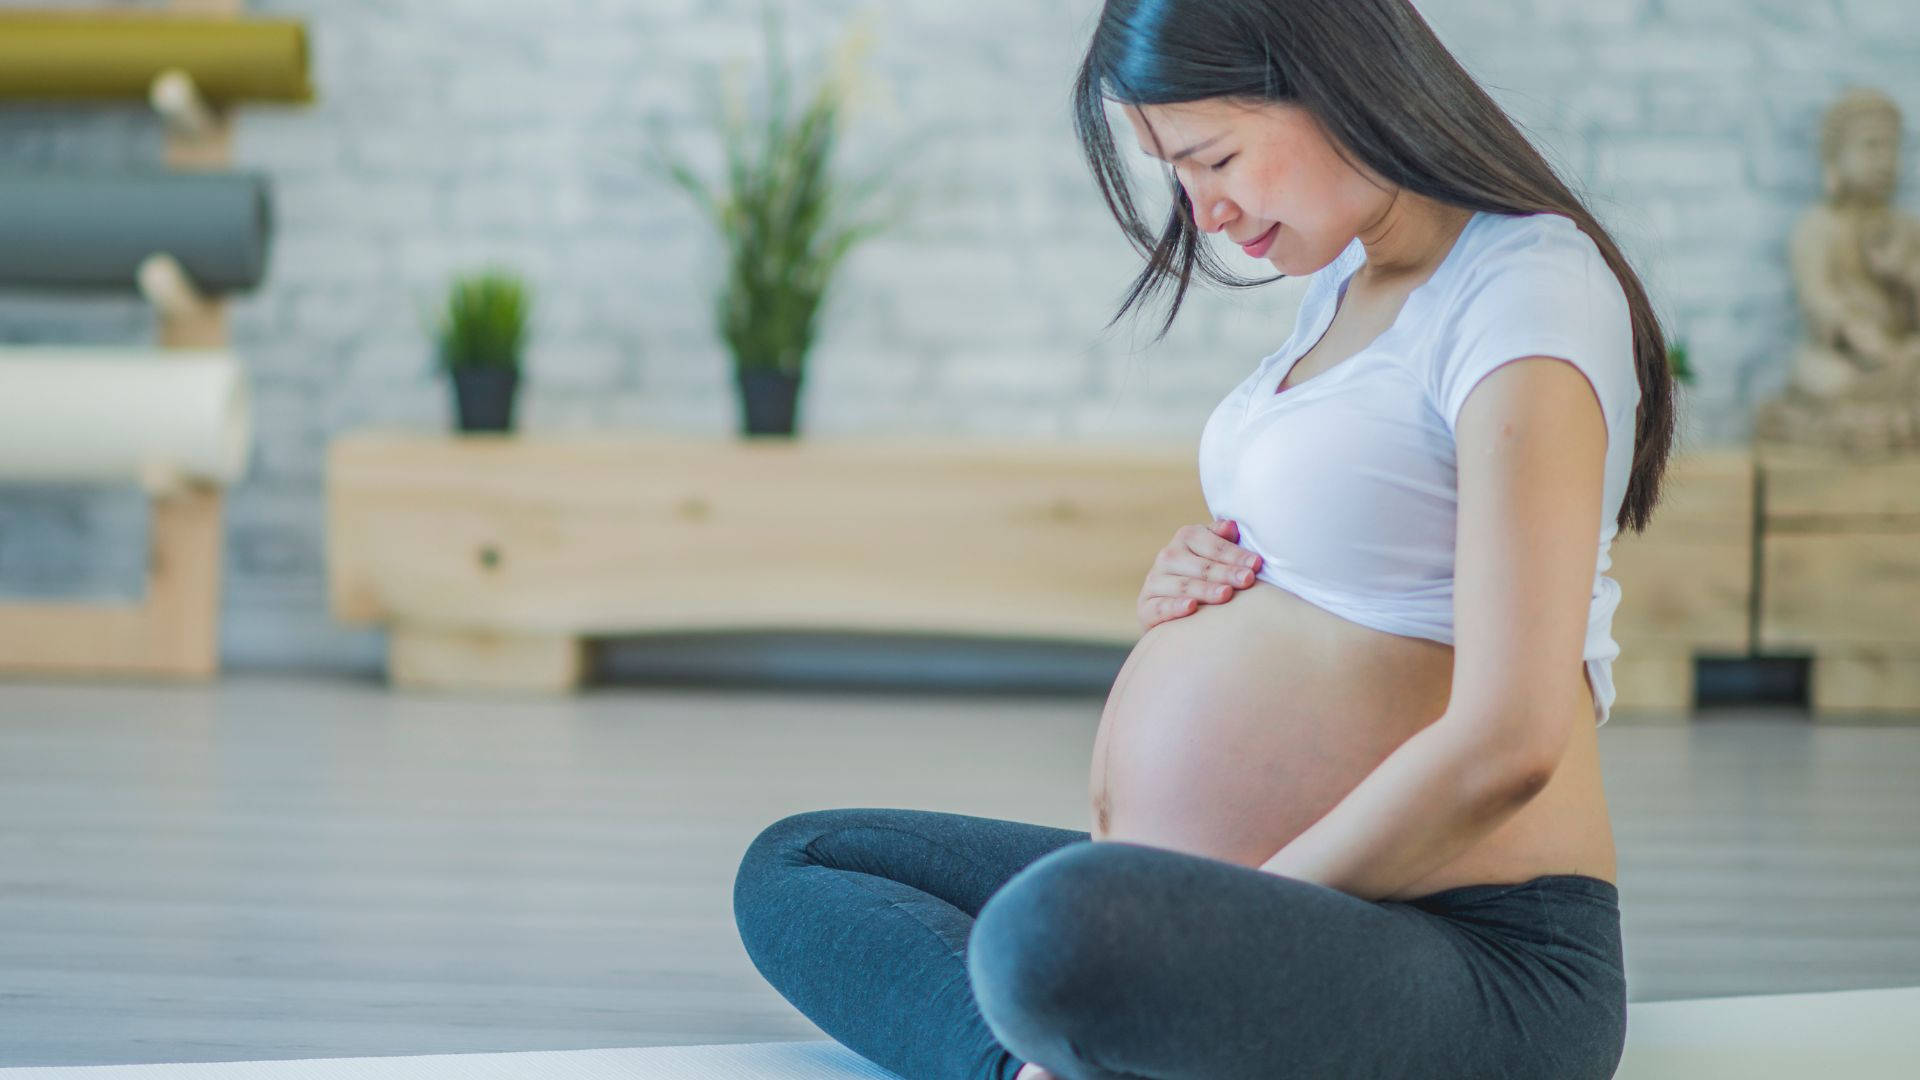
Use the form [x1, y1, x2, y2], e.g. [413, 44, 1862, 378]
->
[1757, 445, 1920, 719]
[325, 431, 1205, 692]
[1606, 448, 1756, 717]
[328, 432, 1787, 715]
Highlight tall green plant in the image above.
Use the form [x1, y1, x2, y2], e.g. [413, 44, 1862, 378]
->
[435, 268, 531, 373]
[643, 7, 912, 377]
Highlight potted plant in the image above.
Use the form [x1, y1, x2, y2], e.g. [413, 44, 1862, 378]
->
[1668, 338, 1698, 450]
[642, 6, 911, 436]
[434, 268, 531, 433]
[1667, 339, 1696, 387]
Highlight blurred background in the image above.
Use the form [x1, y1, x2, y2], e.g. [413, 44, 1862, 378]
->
[1, 0, 1917, 1071]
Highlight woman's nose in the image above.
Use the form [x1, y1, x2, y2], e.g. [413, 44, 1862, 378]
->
[1193, 197, 1234, 234]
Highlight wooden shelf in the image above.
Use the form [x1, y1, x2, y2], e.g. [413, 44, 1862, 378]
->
[1757, 447, 1920, 717]
[325, 430, 1205, 692]
[1607, 448, 1756, 716]
[0, 0, 307, 684]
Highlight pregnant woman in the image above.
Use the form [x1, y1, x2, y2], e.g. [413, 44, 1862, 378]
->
[733, 1, 1676, 1078]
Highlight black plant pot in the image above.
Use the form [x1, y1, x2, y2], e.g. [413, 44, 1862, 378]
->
[452, 368, 520, 432]
[736, 367, 802, 436]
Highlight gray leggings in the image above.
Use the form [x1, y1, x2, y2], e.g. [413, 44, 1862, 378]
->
[733, 807, 1628, 1080]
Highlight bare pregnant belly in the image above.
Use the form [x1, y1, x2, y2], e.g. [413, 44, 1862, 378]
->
[1088, 580, 1617, 900]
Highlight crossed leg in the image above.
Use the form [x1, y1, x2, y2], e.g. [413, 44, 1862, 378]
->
[967, 839, 1618, 1080]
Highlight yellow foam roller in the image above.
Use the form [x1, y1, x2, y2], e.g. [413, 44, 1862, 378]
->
[0, 12, 313, 104]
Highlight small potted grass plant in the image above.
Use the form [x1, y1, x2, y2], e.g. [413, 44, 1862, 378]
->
[642, 5, 911, 436]
[1667, 339, 1696, 387]
[435, 268, 531, 433]
[1668, 338, 1697, 450]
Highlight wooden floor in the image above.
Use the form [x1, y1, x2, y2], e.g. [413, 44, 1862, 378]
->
[0, 673, 1916, 1068]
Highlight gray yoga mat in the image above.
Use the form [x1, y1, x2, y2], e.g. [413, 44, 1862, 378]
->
[0, 171, 272, 293]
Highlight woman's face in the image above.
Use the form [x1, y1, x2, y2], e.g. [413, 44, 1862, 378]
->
[1122, 97, 1386, 276]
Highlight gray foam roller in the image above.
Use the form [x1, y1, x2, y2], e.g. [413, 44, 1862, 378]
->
[0, 171, 273, 293]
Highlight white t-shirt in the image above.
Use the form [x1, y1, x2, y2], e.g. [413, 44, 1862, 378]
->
[1196, 209, 1640, 728]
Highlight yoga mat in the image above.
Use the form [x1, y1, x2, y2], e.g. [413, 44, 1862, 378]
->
[1614, 983, 1920, 1079]
[0, 13, 313, 104]
[1, 987, 1917, 1079]
[0, 1041, 901, 1079]
[0, 347, 251, 486]
[0, 171, 272, 293]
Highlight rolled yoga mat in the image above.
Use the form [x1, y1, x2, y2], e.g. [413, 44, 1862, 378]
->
[0, 171, 272, 293]
[0, 347, 252, 486]
[0, 12, 313, 104]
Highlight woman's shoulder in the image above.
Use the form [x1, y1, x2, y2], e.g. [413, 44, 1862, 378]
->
[1425, 210, 1637, 416]
[1461, 209, 1605, 275]
[1444, 209, 1623, 317]
[1466, 208, 1589, 263]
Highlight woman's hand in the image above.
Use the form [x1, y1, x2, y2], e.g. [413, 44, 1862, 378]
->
[1136, 518, 1264, 632]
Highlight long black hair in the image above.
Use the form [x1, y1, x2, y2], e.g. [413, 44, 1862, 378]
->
[1072, 0, 1673, 534]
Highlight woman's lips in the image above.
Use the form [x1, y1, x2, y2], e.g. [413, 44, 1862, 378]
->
[1241, 223, 1280, 258]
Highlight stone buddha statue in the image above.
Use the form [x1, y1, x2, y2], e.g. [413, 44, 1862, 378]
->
[1754, 87, 1920, 456]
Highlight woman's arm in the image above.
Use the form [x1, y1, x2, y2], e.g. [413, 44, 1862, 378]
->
[1257, 706, 1550, 899]
[1260, 355, 1607, 900]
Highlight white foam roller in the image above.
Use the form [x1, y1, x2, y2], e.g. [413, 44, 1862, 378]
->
[0, 347, 250, 486]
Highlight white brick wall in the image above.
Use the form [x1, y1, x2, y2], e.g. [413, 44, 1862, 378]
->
[1, 0, 1916, 672]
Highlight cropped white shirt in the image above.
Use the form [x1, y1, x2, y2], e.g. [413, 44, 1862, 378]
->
[1196, 210, 1640, 728]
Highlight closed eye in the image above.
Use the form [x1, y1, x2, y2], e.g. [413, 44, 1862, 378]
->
[1209, 154, 1236, 172]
